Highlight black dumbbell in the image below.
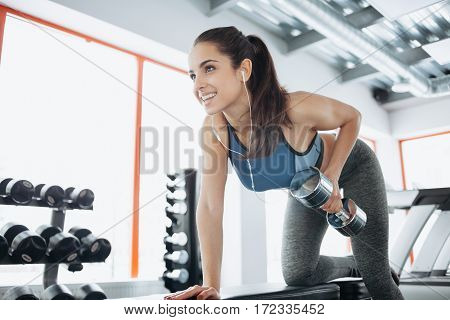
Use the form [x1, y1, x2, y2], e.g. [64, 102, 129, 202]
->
[41, 284, 75, 300]
[68, 227, 111, 262]
[166, 178, 186, 189]
[0, 178, 34, 204]
[34, 184, 65, 207]
[166, 173, 178, 181]
[165, 215, 179, 229]
[166, 202, 187, 215]
[0, 234, 8, 260]
[75, 283, 107, 300]
[163, 268, 189, 284]
[64, 187, 94, 209]
[163, 232, 188, 246]
[167, 190, 186, 201]
[164, 250, 189, 264]
[2, 286, 39, 300]
[36, 224, 81, 263]
[0, 223, 46, 263]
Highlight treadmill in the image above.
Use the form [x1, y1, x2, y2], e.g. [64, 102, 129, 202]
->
[387, 187, 450, 299]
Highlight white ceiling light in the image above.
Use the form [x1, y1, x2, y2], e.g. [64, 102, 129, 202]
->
[345, 61, 356, 69]
[366, 0, 444, 21]
[410, 39, 422, 48]
[237, 1, 253, 12]
[422, 37, 450, 65]
[392, 81, 412, 93]
[343, 8, 354, 15]
[359, 0, 370, 8]
[290, 29, 302, 37]
[426, 34, 440, 43]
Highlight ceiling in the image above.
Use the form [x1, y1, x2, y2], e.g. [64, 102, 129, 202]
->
[203, 0, 450, 111]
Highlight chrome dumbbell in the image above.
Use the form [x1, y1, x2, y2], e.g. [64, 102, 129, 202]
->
[290, 167, 367, 237]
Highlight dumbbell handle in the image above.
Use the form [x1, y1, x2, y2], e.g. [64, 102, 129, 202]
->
[334, 208, 351, 221]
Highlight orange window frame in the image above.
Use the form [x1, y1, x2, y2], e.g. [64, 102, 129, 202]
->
[0, 4, 189, 278]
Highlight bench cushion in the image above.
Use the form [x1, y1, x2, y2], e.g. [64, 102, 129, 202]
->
[221, 282, 340, 300]
[330, 279, 370, 300]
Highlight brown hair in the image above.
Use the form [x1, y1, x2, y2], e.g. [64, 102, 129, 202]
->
[193, 26, 292, 158]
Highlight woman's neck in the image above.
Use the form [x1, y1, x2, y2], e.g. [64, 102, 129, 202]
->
[222, 95, 252, 134]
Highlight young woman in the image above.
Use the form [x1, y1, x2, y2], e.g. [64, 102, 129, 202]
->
[164, 26, 403, 300]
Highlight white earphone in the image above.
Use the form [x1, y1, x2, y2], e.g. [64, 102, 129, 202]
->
[211, 67, 257, 192]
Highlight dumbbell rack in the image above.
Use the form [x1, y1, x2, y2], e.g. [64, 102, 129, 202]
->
[0, 196, 102, 289]
[163, 168, 203, 292]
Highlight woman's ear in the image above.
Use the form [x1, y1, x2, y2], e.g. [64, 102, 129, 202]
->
[239, 59, 252, 82]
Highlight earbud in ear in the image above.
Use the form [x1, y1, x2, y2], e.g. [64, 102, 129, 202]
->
[241, 70, 245, 81]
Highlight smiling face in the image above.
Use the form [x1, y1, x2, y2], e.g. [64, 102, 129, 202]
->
[188, 42, 244, 115]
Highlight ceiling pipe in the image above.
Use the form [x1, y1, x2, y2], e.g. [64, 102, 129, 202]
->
[274, 0, 450, 98]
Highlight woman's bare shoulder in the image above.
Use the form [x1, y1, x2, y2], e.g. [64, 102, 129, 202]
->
[285, 91, 315, 127]
[201, 113, 229, 154]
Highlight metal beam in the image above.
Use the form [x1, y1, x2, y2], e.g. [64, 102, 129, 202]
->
[347, 5, 384, 29]
[287, 6, 383, 52]
[341, 47, 431, 83]
[385, 92, 414, 104]
[207, 0, 239, 16]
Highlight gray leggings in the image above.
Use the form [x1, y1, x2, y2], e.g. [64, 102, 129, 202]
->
[281, 139, 404, 299]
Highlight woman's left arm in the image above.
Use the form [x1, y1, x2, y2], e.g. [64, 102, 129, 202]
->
[291, 92, 362, 213]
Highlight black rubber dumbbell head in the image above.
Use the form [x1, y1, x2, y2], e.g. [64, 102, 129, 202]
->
[2, 286, 39, 300]
[1, 223, 46, 263]
[36, 225, 80, 262]
[65, 188, 94, 209]
[0, 179, 34, 204]
[76, 283, 107, 300]
[34, 184, 65, 207]
[41, 284, 75, 300]
[47, 233, 80, 262]
[68, 227, 111, 262]
[1, 222, 28, 243]
[36, 224, 62, 243]
[0, 234, 9, 260]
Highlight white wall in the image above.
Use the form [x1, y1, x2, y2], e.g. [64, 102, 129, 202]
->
[389, 98, 450, 138]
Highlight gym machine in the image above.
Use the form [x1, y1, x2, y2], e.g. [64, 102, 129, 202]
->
[387, 187, 450, 299]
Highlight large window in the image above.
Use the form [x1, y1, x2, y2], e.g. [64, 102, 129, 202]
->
[0, 14, 137, 284]
[400, 132, 450, 189]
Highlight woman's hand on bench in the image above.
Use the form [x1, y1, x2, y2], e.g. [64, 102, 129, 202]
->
[164, 285, 220, 300]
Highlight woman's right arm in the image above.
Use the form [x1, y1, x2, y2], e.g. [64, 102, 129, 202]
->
[165, 115, 228, 300]
[196, 115, 228, 292]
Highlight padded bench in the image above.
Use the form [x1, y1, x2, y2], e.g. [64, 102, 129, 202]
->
[221, 282, 340, 300]
[329, 279, 371, 300]
[127, 280, 370, 300]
